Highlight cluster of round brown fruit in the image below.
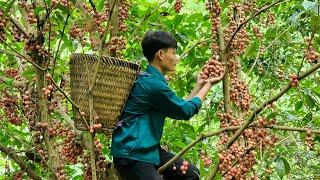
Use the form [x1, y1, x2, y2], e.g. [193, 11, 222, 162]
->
[18, 2, 36, 24]
[42, 84, 54, 99]
[230, 78, 251, 111]
[106, 36, 126, 57]
[266, 12, 276, 25]
[174, 0, 183, 13]
[227, 24, 250, 57]
[304, 37, 319, 64]
[89, 122, 103, 133]
[12, 26, 26, 42]
[199, 150, 213, 166]
[24, 41, 49, 59]
[1, 94, 22, 125]
[118, 0, 130, 32]
[290, 74, 298, 87]
[218, 142, 257, 179]
[0, 10, 7, 40]
[55, 166, 67, 180]
[200, 58, 224, 79]
[305, 129, 314, 150]
[22, 91, 31, 108]
[173, 160, 189, 174]
[5, 68, 19, 79]
[70, 25, 85, 39]
[217, 112, 243, 127]
[206, 0, 221, 55]
[60, 129, 83, 164]
[252, 26, 263, 38]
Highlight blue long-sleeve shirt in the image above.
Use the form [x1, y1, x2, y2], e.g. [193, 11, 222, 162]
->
[111, 65, 202, 165]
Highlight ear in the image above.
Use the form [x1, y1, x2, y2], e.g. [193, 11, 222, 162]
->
[156, 49, 164, 61]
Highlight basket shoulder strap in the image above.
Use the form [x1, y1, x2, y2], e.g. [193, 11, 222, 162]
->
[134, 72, 152, 83]
[138, 72, 152, 77]
[115, 114, 140, 129]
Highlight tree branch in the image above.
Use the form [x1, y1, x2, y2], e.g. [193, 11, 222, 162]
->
[56, 98, 76, 130]
[51, 11, 70, 75]
[218, 15, 230, 114]
[88, 0, 96, 12]
[128, 0, 167, 40]
[180, 38, 210, 60]
[266, 124, 320, 133]
[207, 62, 320, 179]
[225, 0, 286, 54]
[158, 123, 320, 174]
[0, 38, 45, 71]
[47, 75, 90, 130]
[0, 144, 41, 180]
[248, 25, 292, 75]
[88, 0, 118, 92]
[9, 16, 30, 39]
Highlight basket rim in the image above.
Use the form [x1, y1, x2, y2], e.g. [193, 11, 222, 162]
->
[70, 53, 141, 67]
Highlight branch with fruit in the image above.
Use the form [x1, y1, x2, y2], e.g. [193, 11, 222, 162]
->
[207, 62, 320, 179]
[225, 0, 285, 54]
[158, 122, 320, 174]
[0, 143, 41, 180]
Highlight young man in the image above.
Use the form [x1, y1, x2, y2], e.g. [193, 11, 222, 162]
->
[111, 30, 224, 180]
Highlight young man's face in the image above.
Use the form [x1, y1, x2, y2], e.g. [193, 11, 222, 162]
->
[160, 48, 179, 73]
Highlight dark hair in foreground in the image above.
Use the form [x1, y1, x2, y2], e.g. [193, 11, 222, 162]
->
[141, 30, 177, 62]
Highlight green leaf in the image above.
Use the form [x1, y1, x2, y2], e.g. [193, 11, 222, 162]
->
[172, 141, 186, 149]
[311, 15, 320, 32]
[197, 121, 208, 133]
[276, 157, 286, 179]
[4, 78, 13, 86]
[34, 7, 45, 17]
[295, 101, 303, 111]
[289, 11, 303, 27]
[314, 91, 320, 99]
[185, 13, 203, 22]
[73, 175, 83, 180]
[173, 15, 183, 26]
[302, 112, 313, 122]
[0, 83, 5, 90]
[267, 111, 279, 119]
[97, 0, 105, 11]
[3, 0, 14, 14]
[302, 0, 316, 10]
[245, 41, 259, 58]
[58, 4, 69, 14]
[178, 122, 195, 138]
[301, 89, 319, 109]
[281, 157, 290, 174]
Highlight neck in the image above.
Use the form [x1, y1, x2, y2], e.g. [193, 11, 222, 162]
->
[149, 61, 166, 75]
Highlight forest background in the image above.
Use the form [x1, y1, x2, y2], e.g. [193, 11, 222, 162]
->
[0, 0, 319, 179]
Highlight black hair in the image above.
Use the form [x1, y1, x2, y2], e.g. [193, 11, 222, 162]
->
[141, 30, 177, 62]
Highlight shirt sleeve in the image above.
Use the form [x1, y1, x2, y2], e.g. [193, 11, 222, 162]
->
[147, 80, 202, 120]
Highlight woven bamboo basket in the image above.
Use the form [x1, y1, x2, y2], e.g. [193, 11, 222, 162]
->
[69, 53, 140, 134]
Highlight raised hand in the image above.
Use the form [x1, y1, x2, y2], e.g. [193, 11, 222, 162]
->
[204, 70, 225, 85]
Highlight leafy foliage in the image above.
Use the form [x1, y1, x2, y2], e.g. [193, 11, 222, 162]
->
[0, 0, 319, 179]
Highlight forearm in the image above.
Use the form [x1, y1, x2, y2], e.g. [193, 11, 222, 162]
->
[194, 83, 212, 102]
[185, 84, 202, 100]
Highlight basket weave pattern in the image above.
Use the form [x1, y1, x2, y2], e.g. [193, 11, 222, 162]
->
[70, 53, 140, 133]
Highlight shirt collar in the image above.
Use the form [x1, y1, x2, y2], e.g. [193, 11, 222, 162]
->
[146, 65, 167, 84]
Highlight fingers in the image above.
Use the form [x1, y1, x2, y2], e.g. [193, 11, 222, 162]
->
[199, 72, 208, 79]
[217, 71, 225, 80]
[209, 77, 221, 82]
[201, 64, 207, 71]
[204, 72, 225, 84]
